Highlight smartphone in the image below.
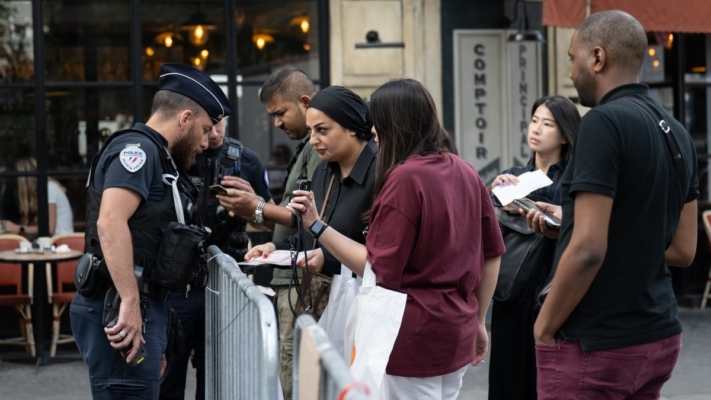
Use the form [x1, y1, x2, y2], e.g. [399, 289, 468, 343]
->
[209, 184, 228, 195]
[512, 198, 562, 228]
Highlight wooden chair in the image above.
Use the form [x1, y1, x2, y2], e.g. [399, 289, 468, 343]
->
[0, 234, 35, 356]
[48, 233, 84, 356]
[701, 211, 711, 309]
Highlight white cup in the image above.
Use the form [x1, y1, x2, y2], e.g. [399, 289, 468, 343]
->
[19, 241, 32, 252]
[37, 236, 52, 249]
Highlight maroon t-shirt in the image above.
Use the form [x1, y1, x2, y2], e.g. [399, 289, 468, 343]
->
[367, 153, 505, 377]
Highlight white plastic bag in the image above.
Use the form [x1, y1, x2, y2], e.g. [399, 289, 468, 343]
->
[344, 260, 407, 399]
[317, 264, 359, 356]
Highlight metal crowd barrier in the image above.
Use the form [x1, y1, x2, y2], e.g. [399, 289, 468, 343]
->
[293, 314, 371, 400]
[205, 245, 279, 400]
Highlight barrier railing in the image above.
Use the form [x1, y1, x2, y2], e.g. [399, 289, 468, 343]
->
[293, 314, 371, 400]
[205, 245, 279, 400]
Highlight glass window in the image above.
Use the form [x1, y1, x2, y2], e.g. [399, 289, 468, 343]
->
[43, 1, 131, 82]
[236, 0, 320, 82]
[0, 1, 34, 83]
[0, 88, 35, 170]
[141, 1, 227, 81]
[46, 87, 134, 170]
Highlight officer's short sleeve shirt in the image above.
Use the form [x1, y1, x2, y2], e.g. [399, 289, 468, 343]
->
[93, 123, 166, 203]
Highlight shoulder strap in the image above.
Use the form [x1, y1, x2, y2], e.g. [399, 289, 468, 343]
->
[622, 97, 687, 187]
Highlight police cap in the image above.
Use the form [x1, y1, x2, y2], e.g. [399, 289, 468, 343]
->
[158, 63, 233, 123]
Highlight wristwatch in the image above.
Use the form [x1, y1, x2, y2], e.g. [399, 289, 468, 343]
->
[253, 197, 266, 224]
[310, 220, 329, 240]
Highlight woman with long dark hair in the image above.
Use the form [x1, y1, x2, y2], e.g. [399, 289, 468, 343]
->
[488, 95, 580, 400]
[288, 78, 504, 399]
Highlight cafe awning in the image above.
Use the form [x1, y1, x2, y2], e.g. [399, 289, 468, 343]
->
[543, 0, 711, 33]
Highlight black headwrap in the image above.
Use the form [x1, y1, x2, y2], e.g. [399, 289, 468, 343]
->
[308, 86, 373, 141]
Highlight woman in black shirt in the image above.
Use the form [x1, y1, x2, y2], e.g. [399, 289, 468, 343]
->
[245, 85, 376, 277]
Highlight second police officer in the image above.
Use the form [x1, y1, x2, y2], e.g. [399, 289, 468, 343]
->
[159, 117, 272, 399]
[70, 63, 231, 400]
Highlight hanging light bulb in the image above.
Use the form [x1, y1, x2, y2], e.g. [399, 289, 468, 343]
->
[291, 16, 309, 34]
[200, 49, 209, 59]
[165, 36, 173, 48]
[301, 20, 309, 34]
[253, 33, 274, 50]
[182, 12, 216, 47]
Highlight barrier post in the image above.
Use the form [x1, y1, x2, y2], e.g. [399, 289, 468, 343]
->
[293, 314, 370, 400]
[205, 245, 279, 399]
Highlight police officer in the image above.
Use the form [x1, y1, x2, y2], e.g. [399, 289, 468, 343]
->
[159, 117, 272, 400]
[70, 63, 232, 400]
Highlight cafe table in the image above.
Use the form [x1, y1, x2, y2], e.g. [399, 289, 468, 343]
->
[0, 249, 83, 366]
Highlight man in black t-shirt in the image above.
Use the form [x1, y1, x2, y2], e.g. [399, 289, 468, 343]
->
[525, 11, 698, 399]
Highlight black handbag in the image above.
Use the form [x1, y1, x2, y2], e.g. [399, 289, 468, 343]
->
[493, 208, 556, 305]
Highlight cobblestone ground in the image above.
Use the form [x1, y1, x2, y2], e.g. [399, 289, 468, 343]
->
[1, 308, 709, 400]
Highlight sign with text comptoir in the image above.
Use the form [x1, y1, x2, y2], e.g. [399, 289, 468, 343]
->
[454, 30, 543, 183]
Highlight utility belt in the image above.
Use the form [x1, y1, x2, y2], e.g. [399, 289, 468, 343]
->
[74, 254, 171, 302]
[75, 222, 208, 301]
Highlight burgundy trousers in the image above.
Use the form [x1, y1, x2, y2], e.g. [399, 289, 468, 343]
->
[536, 333, 681, 400]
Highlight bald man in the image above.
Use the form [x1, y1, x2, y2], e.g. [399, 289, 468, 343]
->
[527, 10, 698, 399]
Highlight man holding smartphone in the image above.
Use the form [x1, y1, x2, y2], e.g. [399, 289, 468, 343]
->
[159, 117, 272, 400]
[526, 11, 698, 399]
[215, 67, 321, 400]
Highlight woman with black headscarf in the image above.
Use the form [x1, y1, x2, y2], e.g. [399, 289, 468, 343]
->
[245, 84, 376, 310]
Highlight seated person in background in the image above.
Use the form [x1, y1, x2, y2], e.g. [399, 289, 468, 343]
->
[2, 157, 74, 236]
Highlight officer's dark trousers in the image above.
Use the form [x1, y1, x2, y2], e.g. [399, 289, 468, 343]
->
[70, 289, 170, 400]
[160, 288, 205, 400]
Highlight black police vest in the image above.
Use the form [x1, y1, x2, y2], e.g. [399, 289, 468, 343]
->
[84, 129, 193, 271]
[188, 137, 250, 255]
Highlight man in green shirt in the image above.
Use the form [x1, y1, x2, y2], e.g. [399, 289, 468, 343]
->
[218, 67, 321, 400]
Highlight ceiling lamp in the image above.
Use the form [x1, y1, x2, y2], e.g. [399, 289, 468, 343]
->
[290, 16, 310, 34]
[182, 11, 217, 47]
[253, 33, 274, 50]
[155, 31, 182, 48]
[507, 0, 545, 43]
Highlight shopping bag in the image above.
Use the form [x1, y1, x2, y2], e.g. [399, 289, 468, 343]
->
[344, 260, 407, 399]
[318, 264, 359, 356]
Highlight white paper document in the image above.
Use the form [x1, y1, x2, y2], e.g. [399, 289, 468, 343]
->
[491, 169, 553, 205]
[238, 250, 308, 266]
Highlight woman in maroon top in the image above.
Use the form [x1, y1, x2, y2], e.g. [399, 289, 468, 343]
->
[289, 79, 504, 399]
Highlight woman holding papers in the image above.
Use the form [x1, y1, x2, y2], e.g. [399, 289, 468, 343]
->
[489, 95, 580, 400]
[288, 79, 505, 399]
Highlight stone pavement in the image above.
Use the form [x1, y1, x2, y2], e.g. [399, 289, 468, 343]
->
[1, 308, 709, 399]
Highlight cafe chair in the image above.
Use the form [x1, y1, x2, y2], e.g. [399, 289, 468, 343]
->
[0, 234, 35, 356]
[48, 233, 84, 356]
[701, 211, 711, 309]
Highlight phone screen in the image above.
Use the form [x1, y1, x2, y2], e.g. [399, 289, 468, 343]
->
[512, 198, 562, 227]
[209, 184, 228, 195]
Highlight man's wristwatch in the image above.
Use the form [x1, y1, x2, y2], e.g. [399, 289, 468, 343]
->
[253, 197, 266, 224]
[310, 220, 329, 240]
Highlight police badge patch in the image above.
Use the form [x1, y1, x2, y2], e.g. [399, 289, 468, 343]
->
[120, 146, 146, 173]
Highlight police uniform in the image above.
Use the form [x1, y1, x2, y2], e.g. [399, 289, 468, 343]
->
[160, 138, 272, 400]
[70, 63, 232, 400]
